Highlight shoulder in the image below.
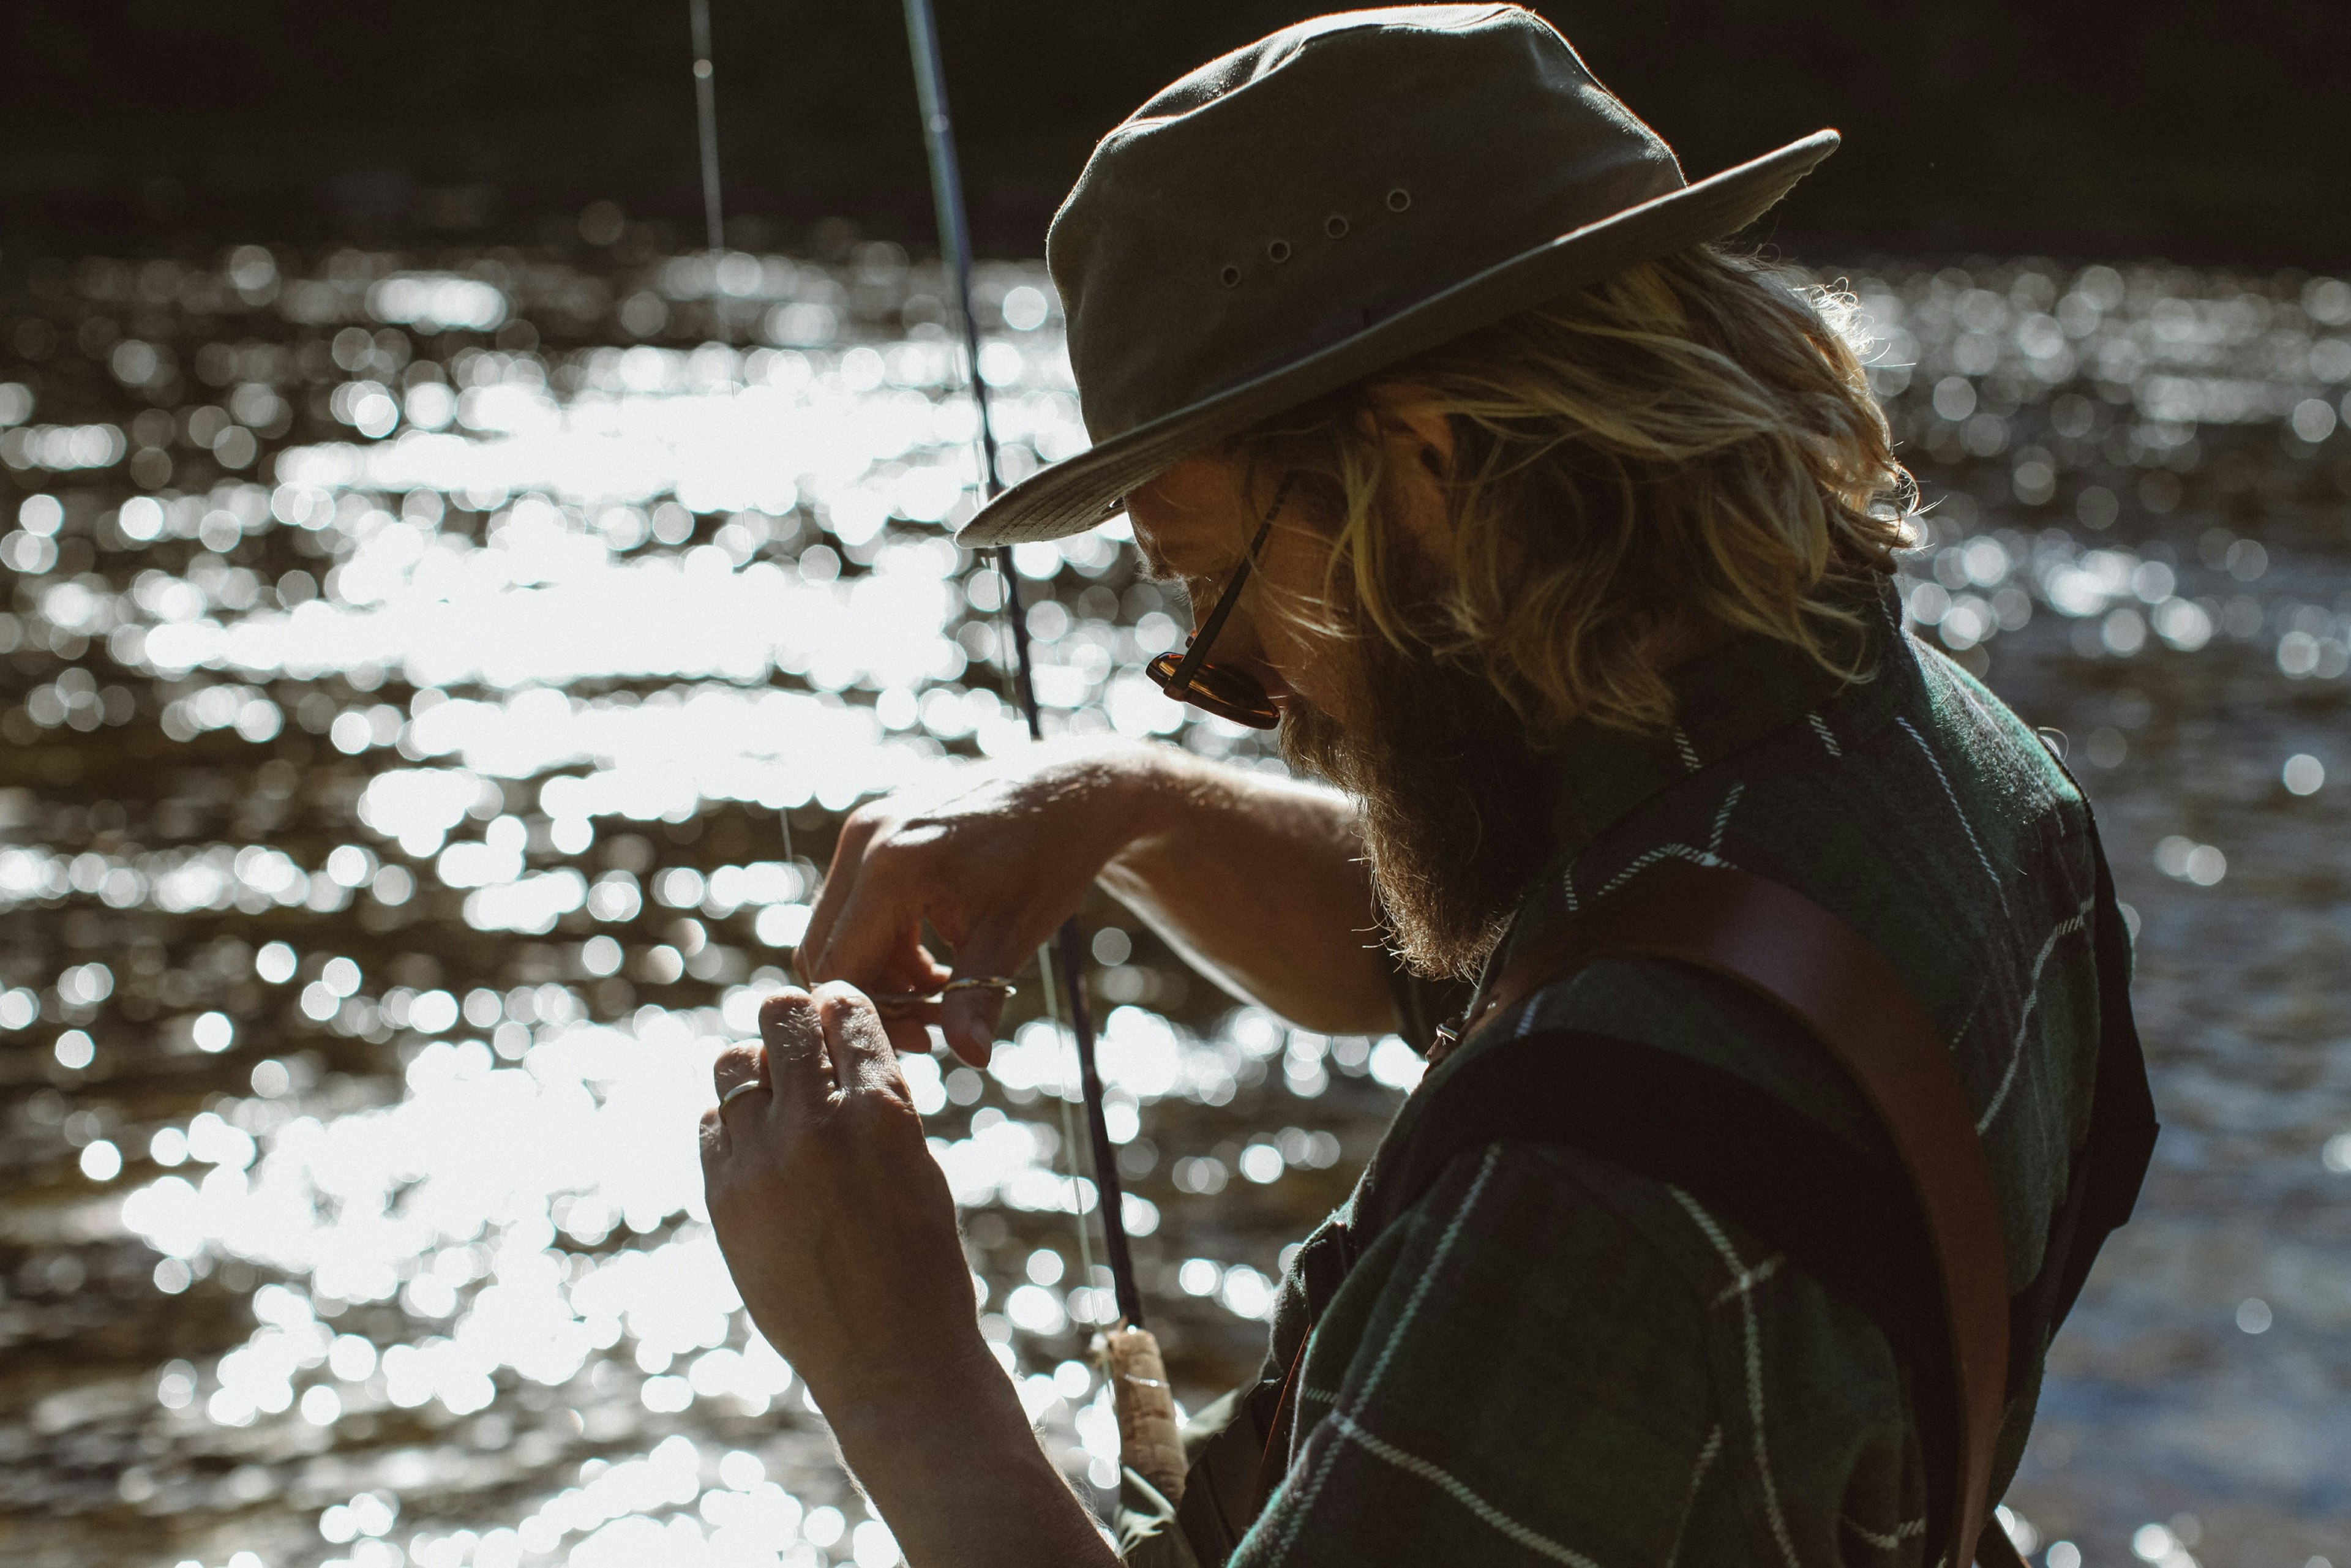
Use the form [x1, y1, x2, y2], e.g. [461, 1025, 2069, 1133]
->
[1509, 627, 2106, 1260]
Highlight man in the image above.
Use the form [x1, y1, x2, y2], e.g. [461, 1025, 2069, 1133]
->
[698, 10, 2149, 1566]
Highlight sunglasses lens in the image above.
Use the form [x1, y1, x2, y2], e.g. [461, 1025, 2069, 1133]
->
[1146, 651, 1281, 729]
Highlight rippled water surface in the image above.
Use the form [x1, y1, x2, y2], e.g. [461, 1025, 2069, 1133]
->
[1, 246, 2347, 1568]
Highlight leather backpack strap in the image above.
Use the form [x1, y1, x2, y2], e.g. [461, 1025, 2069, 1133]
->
[1450, 862, 2009, 1568]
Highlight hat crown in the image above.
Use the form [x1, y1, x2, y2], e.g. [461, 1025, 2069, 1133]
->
[1048, 6, 1685, 443]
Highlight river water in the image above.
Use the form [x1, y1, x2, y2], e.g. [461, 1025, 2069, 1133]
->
[0, 244, 2346, 1568]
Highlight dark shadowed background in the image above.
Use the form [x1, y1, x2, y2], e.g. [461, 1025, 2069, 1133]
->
[4, 0, 2347, 266]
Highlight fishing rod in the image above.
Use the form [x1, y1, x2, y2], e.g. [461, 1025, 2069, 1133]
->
[688, 0, 726, 256]
[900, 0, 1146, 1332]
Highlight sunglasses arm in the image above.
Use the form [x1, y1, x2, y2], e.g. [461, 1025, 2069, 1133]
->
[1162, 514, 1275, 696]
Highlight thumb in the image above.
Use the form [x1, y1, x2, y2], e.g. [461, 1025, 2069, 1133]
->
[941, 988, 1010, 1070]
[937, 948, 1032, 1069]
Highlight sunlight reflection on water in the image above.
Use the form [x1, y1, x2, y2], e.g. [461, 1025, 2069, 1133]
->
[4, 242, 2350, 1566]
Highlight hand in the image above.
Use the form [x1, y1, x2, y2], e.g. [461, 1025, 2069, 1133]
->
[798, 739, 1156, 1065]
[699, 985, 1123, 1568]
[700, 986, 991, 1415]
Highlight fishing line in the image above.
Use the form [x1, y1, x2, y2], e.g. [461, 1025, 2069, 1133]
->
[685, 1, 801, 881]
[1036, 932, 1100, 1305]
[687, 0, 1134, 1322]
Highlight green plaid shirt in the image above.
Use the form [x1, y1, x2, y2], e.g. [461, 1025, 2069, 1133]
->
[1123, 584, 2110, 1567]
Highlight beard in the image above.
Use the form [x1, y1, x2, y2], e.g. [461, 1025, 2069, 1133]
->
[1279, 617, 1556, 982]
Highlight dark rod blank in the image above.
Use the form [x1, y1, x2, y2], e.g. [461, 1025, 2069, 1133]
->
[688, 0, 725, 255]
[900, 0, 1146, 1330]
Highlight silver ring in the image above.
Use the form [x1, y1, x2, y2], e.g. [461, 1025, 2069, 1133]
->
[719, 1079, 767, 1109]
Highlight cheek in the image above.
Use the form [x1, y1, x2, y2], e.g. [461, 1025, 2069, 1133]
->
[1262, 620, 1364, 727]
[1246, 533, 1366, 717]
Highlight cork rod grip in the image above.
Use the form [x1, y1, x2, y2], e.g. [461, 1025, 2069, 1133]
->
[1100, 1326, 1185, 1506]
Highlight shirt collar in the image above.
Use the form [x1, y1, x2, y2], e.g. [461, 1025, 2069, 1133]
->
[1539, 579, 1899, 864]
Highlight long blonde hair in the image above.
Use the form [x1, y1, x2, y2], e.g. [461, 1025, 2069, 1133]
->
[1226, 244, 1914, 735]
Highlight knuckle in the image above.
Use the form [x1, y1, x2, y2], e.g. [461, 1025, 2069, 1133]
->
[814, 979, 869, 1015]
[758, 988, 816, 1029]
[847, 1084, 915, 1127]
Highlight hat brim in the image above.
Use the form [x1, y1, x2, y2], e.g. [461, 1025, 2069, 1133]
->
[958, 129, 1840, 548]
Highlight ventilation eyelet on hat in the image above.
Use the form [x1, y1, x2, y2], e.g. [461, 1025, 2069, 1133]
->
[1266, 239, 1291, 263]
[1220, 264, 1242, 287]
[1324, 214, 1350, 239]
[1386, 187, 1412, 212]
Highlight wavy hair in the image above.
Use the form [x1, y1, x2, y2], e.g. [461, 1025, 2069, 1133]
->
[1225, 243, 1916, 735]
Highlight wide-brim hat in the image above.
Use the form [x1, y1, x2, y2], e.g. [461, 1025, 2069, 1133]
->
[959, 5, 1837, 548]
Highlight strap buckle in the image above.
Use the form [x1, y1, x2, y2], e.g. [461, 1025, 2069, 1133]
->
[1427, 1015, 1464, 1067]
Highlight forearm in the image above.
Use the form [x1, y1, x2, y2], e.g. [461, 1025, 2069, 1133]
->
[795, 733, 1398, 1057]
[824, 1348, 1122, 1568]
[1098, 741, 1397, 1033]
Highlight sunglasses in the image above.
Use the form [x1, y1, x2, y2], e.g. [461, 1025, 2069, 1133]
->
[1144, 473, 1297, 730]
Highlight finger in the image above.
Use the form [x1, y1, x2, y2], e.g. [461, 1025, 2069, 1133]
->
[711, 1041, 769, 1128]
[815, 939, 946, 1051]
[868, 1004, 942, 1062]
[804, 866, 947, 994]
[867, 989, 961, 1046]
[894, 940, 956, 996]
[712, 1040, 765, 1101]
[759, 989, 836, 1115]
[936, 935, 1032, 1069]
[814, 981, 902, 1096]
[699, 1105, 729, 1165]
[798, 809, 886, 981]
[939, 989, 1010, 1070]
